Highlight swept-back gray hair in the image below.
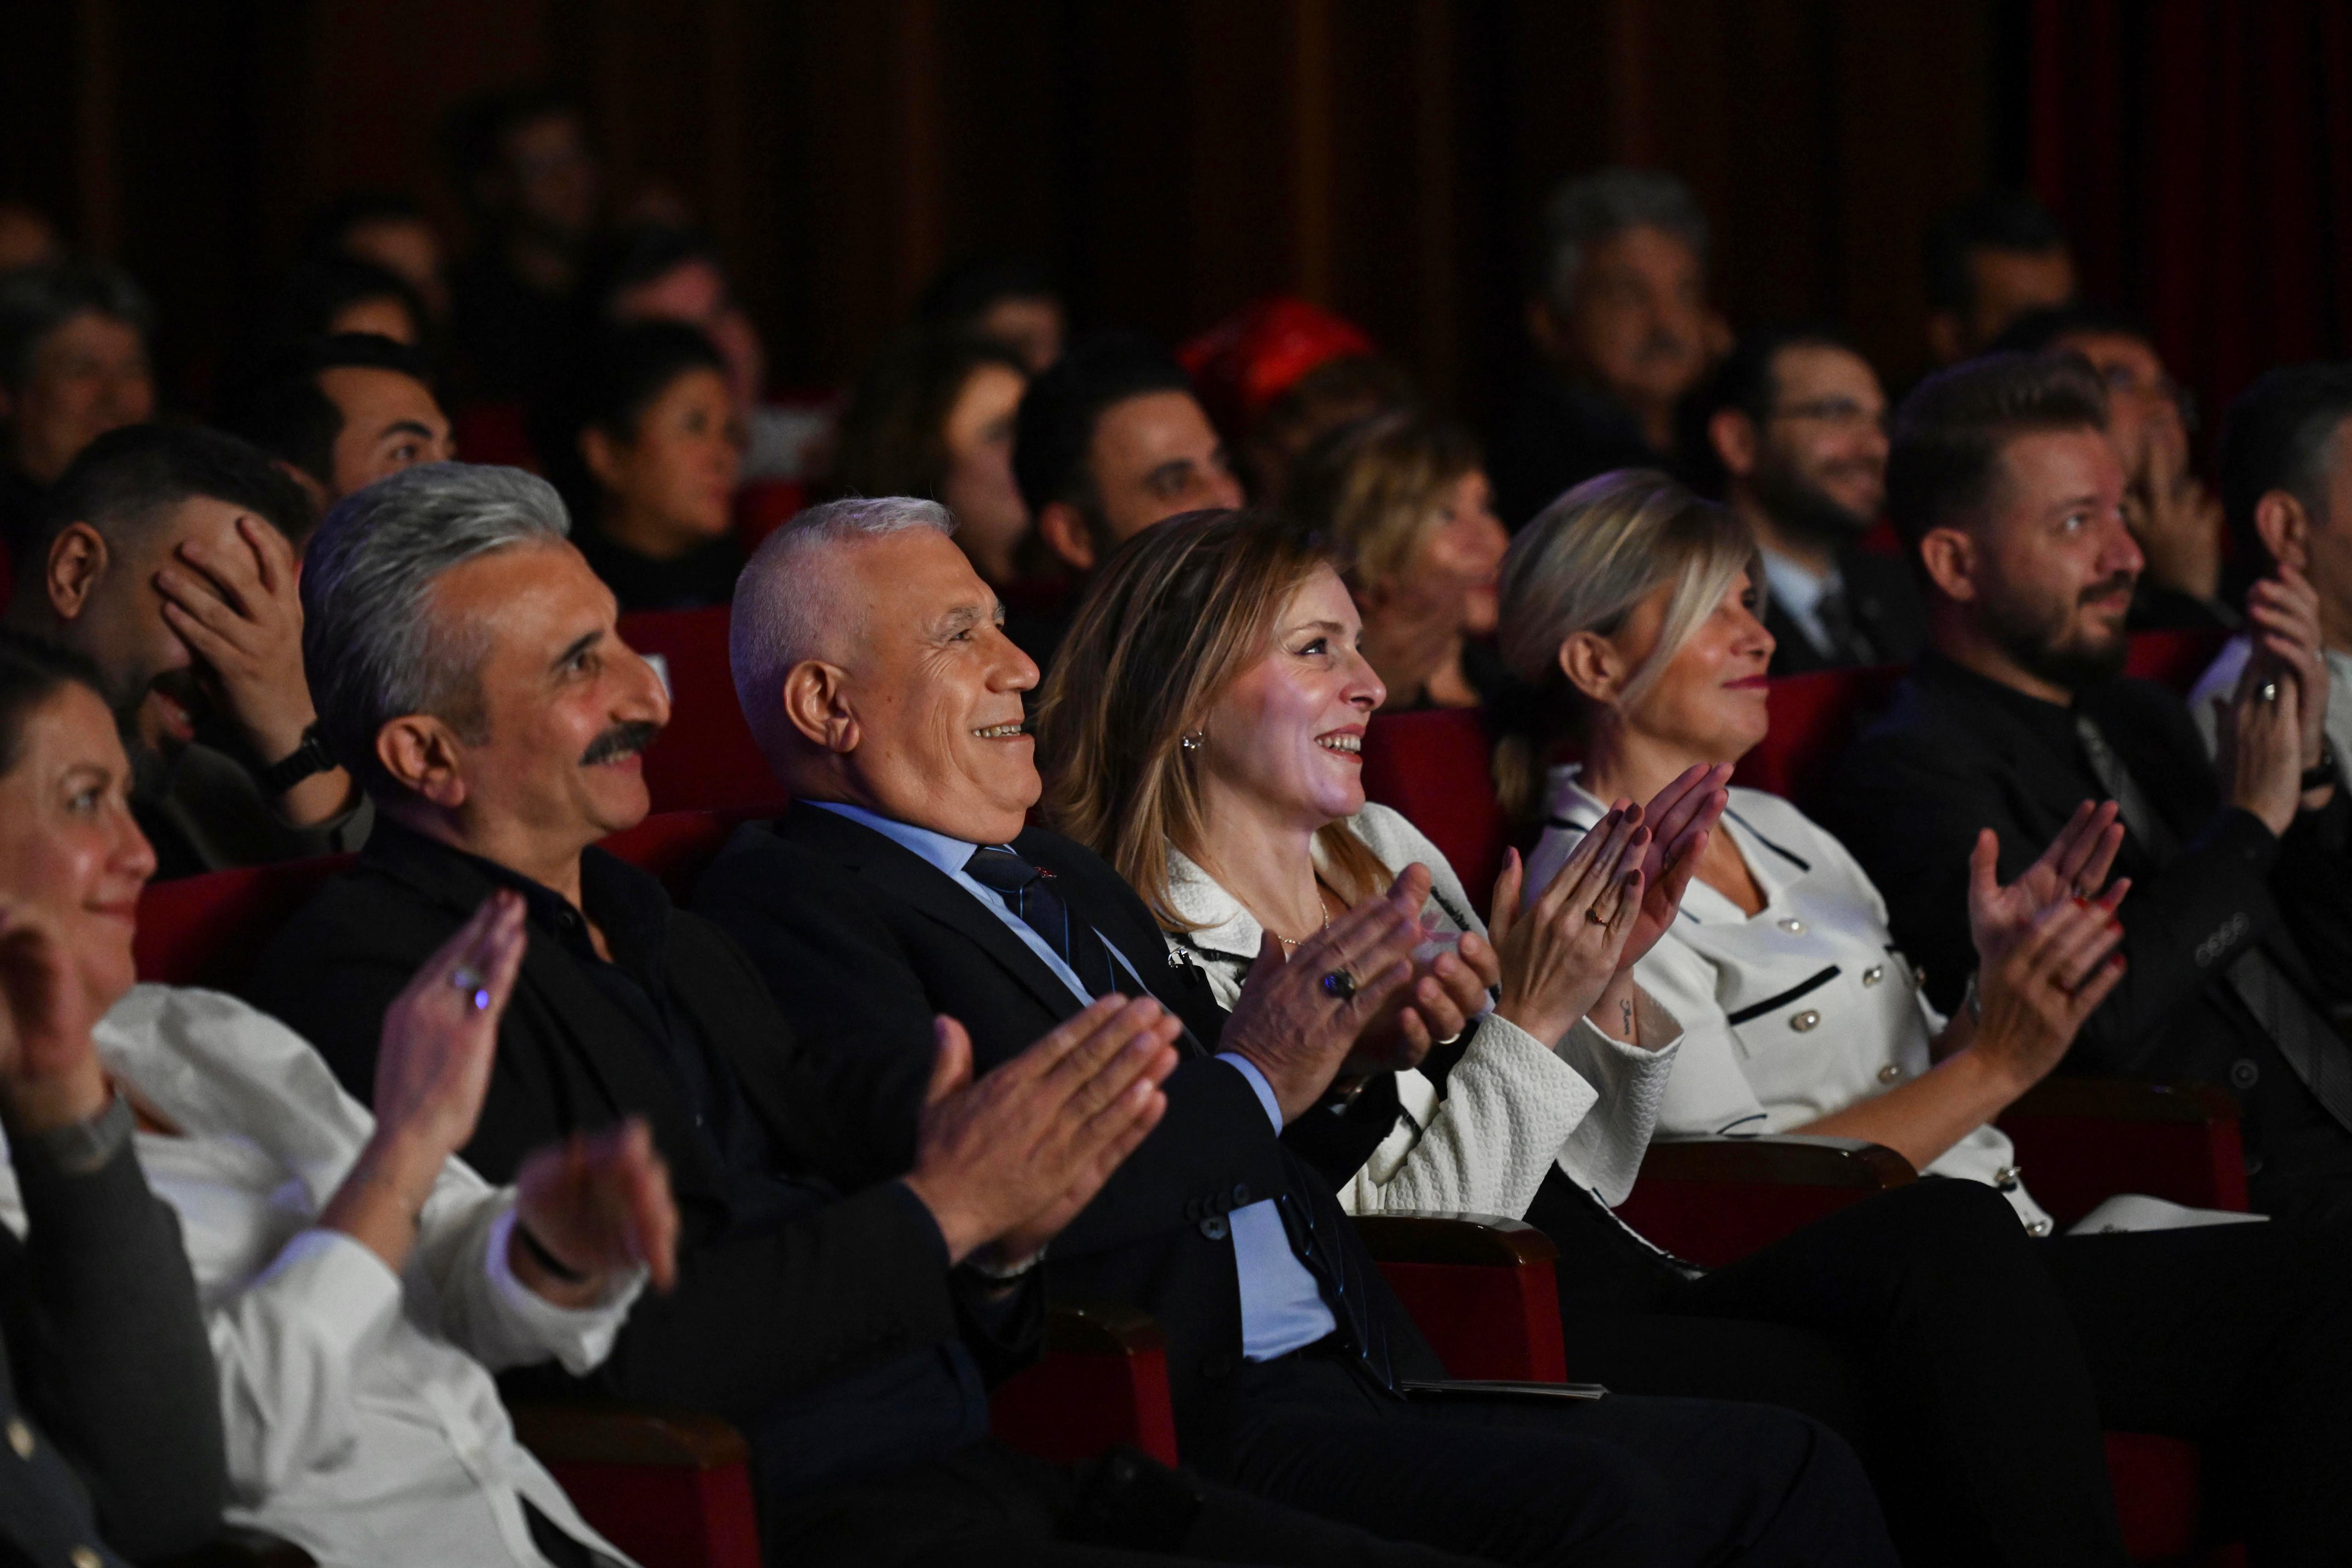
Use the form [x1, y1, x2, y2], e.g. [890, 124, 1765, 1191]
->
[730, 495, 955, 760]
[1539, 167, 1710, 313]
[303, 462, 571, 796]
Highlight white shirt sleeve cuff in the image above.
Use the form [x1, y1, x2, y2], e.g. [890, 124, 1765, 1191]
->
[483, 1204, 647, 1373]
[1216, 1053, 1286, 1131]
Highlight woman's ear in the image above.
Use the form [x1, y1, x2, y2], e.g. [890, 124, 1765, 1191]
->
[580, 425, 627, 492]
[1557, 631, 1626, 706]
[2254, 489, 2311, 575]
[1916, 526, 1979, 604]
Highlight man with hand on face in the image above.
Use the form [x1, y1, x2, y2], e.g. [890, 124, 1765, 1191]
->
[693, 497, 1894, 1568]
[244, 464, 1508, 1568]
[1827, 353, 2352, 1225]
[219, 333, 455, 523]
[1702, 328, 1920, 674]
[4, 424, 364, 878]
[1489, 168, 1725, 529]
[1006, 333, 1244, 671]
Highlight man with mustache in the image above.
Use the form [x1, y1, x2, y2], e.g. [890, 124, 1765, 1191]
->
[1701, 327, 1922, 674]
[1489, 168, 1726, 528]
[3, 423, 368, 878]
[1826, 352, 2352, 1224]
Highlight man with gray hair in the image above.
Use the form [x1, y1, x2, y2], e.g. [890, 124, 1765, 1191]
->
[252, 468, 1488, 1568]
[1491, 167, 1723, 528]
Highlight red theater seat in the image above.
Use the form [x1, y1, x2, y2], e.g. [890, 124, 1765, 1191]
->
[450, 402, 542, 472]
[2124, 627, 2231, 693]
[732, 479, 804, 554]
[1731, 666, 1902, 811]
[617, 608, 790, 815]
[1360, 708, 1510, 919]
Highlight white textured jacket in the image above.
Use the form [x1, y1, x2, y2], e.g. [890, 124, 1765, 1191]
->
[0, 985, 644, 1568]
[1161, 803, 1682, 1219]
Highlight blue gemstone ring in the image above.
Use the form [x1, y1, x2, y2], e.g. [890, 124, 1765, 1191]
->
[1320, 968, 1357, 1002]
[450, 966, 491, 1013]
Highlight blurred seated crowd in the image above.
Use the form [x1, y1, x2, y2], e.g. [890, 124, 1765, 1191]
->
[0, 82, 2349, 1568]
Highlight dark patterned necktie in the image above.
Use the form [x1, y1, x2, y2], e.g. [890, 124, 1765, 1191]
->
[2075, 711, 2352, 1130]
[964, 846, 1119, 999]
[1815, 580, 1877, 665]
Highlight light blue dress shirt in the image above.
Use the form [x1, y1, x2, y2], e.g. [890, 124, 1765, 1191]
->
[1758, 546, 1843, 662]
[809, 800, 1336, 1359]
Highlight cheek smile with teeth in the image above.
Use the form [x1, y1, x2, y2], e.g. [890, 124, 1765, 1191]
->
[1316, 734, 1362, 755]
[972, 722, 1028, 739]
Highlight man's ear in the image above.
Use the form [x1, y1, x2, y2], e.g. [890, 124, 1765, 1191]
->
[1525, 297, 1572, 363]
[1925, 311, 1966, 368]
[1035, 501, 1097, 574]
[1916, 525, 1980, 604]
[1708, 407, 1759, 481]
[2253, 489, 2311, 575]
[580, 426, 626, 493]
[44, 522, 110, 622]
[780, 660, 859, 754]
[376, 716, 469, 810]
[1557, 631, 1628, 707]
[271, 456, 330, 514]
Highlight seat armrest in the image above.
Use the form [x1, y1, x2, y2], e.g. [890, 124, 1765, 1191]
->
[154, 1530, 316, 1568]
[993, 1299, 1179, 1467]
[1045, 1298, 1166, 1354]
[1636, 1134, 1917, 1189]
[2002, 1076, 2238, 1123]
[509, 1401, 749, 1469]
[1995, 1076, 2248, 1225]
[1615, 1135, 1915, 1268]
[1352, 1211, 1559, 1267]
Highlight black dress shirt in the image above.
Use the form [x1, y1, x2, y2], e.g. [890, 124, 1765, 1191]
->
[245, 817, 1038, 1496]
[1824, 650, 2352, 1222]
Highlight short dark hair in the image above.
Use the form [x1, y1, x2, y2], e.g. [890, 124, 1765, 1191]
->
[1924, 191, 2070, 317]
[1885, 351, 2108, 548]
[1699, 324, 1863, 429]
[217, 333, 439, 489]
[298, 192, 430, 264]
[1985, 301, 2152, 357]
[254, 257, 430, 355]
[832, 329, 1028, 503]
[0, 629, 107, 779]
[17, 425, 313, 603]
[533, 320, 728, 517]
[0, 260, 153, 394]
[918, 256, 1059, 334]
[2219, 365, 2352, 577]
[1012, 331, 1192, 521]
[580, 223, 728, 320]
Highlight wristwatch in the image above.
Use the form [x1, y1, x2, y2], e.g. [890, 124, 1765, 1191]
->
[258, 725, 337, 797]
[30, 1095, 133, 1177]
[2301, 740, 2341, 795]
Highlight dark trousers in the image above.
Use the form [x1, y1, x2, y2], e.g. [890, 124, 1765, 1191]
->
[761, 1437, 1487, 1568]
[1531, 1173, 2352, 1568]
[1213, 1344, 1895, 1568]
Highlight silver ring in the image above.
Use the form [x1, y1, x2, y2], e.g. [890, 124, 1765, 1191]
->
[2259, 680, 2281, 704]
[450, 966, 490, 1012]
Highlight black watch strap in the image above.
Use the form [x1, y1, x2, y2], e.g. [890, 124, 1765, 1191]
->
[258, 725, 336, 797]
[2302, 740, 2341, 794]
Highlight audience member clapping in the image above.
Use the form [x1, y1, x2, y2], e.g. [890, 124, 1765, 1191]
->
[1697, 327, 1921, 674]
[218, 333, 453, 515]
[4, 425, 366, 878]
[1826, 352, 2352, 1224]
[0, 262, 156, 556]
[695, 495, 1895, 1568]
[1034, 505, 1702, 1220]
[1284, 409, 1510, 710]
[539, 321, 746, 611]
[0, 634, 224, 1564]
[832, 329, 1032, 586]
[0, 628, 680, 1565]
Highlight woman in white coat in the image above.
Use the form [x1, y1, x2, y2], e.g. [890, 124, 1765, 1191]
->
[0, 636, 679, 1568]
[1494, 468, 2352, 1568]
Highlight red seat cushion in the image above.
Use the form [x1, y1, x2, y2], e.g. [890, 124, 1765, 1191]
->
[1360, 708, 1508, 919]
[617, 608, 790, 815]
[1732, 667, 1902, 810]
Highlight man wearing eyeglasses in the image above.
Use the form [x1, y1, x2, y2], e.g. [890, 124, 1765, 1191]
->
[1991, 304, 2231, 631]
[1701, 327, 1922, 674]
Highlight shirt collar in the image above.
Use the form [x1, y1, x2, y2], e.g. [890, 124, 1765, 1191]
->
[805, 799, 995, 880]
[365, 815, 667, 968]
[1756, 546, 1836, 619]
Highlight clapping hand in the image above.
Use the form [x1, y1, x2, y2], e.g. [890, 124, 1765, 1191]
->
[514, 1118, 681, 1303]
[1487, 803, 1647, 1045]
[2243, 563, 2333, 781]
[0, 905, 111, 1134]
[1967, 802, 2126, 973]
[1622, 764, 1730, 968]
[1969, 895, 2129, 1095]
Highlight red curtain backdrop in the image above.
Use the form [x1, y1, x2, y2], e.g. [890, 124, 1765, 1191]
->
[2030, 0, 2352, 439]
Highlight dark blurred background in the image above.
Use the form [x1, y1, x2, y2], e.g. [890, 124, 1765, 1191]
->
[2, 0, 2345, 436]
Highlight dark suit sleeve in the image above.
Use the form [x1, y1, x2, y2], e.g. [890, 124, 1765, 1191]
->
[1833, 718, 2294, 1074]
[0, 1122, 225, 1557]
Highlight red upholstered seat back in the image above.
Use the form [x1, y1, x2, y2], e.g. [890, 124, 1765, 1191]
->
[134, 855, 353, 990]
[601, 809, 761, 903]
[732, 479, 804, 555]
[450, 402, 542, 471]
[1374, 1259, 1567, 1381]
[1731, 666, 1903, 811]
[1360, 708, 1509, 919]
[618, 608, 790, 815]
[2123, 626, 2231, 692]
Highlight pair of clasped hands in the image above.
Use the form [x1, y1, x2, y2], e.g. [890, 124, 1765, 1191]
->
[899, 766, 1739, 1282]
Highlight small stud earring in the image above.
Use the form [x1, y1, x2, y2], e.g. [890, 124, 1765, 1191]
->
[1180, 731, 1204, 752]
